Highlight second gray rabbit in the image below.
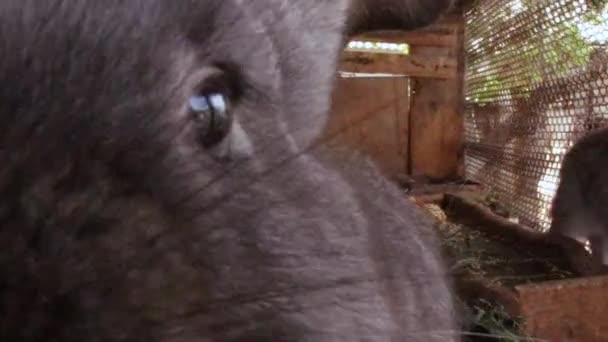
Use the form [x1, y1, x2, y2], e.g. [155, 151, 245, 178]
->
[550, 127, 608, 274]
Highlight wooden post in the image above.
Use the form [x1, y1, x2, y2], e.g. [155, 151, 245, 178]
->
[408, 13, 465, 180]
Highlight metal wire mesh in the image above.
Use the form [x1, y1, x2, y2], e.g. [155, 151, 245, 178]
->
[464, 0, 608, 232]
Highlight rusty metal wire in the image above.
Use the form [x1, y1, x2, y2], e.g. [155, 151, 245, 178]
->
[464, 0, 608, 232]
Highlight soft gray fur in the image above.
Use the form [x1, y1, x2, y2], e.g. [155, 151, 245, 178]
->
[550, 127, 608, 273]
[0, 0, 457, 341]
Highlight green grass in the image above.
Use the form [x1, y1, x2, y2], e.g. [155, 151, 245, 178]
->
[460, 298, 540, 342]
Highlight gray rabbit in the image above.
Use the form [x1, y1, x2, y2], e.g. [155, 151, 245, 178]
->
[0, 0, 458, 341]
[549, 127, 608, 274]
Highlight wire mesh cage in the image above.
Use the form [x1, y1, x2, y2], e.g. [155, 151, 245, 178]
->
[464, 0, 608, 232]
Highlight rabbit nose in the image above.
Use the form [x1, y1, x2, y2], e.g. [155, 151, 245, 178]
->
[210, 119, 254, 163]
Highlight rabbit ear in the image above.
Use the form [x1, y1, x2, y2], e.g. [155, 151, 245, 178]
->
[346, 0, 455, 36]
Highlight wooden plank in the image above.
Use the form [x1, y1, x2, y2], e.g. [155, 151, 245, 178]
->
[393, 74, 410, 176]
[356, 30, 457, 47]
[340, 52, 457, 79]
[322, 76, 410, 178]
[409, 76, 463, 177]
[407, 183, 482, 196]
[516, 276, 608, 342]
[407, 14, 464, 179]
[353, 15, 462, 48]
[443, 193, 549, 243]
[454, 8, 467, 178]
[351, 14, 462, 47]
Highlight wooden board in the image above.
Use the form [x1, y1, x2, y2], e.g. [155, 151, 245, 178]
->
[409, 75, 463, 178]
[321, 76, 410, 178]
[516, 276, 608, 342]
[340, 52, 457, 80]
[356, 30, 457, 47]
[354, 14, 461, 48]
[408, 14, 465, 179]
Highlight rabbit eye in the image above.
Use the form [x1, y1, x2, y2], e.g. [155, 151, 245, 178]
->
[189, 93, 233, 148]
